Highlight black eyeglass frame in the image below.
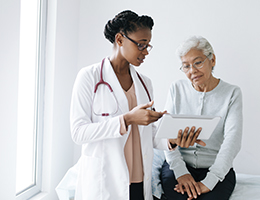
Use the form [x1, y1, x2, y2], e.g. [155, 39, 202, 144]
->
[121, 34, 153, 52]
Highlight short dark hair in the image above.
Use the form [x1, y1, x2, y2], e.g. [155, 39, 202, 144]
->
[104, 10, 154, 43]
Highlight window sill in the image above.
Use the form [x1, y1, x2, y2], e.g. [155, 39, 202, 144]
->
[29, 192, 48, 200]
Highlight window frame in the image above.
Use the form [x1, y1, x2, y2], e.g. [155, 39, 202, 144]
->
[15, 0, 47, 199]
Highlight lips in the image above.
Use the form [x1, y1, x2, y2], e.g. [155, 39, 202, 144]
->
[192, 75, 202, 81]
[137, 57, 144, 63]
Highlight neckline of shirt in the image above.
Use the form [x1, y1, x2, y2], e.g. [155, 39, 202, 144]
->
[190, 79, 222, 95]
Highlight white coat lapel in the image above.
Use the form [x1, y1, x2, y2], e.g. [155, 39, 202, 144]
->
[130, 65, 151, 106]
[102, 58, 129, 115]
[130, 66, 152, 135]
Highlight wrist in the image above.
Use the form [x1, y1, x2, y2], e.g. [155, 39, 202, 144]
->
[123, 113, 132, 127]
[168, 139, 177, 150]
[170, 143, 177, 149]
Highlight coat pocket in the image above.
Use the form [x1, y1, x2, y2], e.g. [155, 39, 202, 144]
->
[77, 155, 102, 199]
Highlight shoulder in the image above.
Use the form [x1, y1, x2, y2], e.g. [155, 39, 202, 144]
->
[216, 80, 243, 106]
[170, 79, 189, 86]
[75, 62, 100, 82]
[77, 62, 100, 78]
[73, 62, 101, 91]
[218, 79, 242, 96]
[169, 79, 190, 90]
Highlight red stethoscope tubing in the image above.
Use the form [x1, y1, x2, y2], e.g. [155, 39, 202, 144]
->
[93, 58, 154, 116]
[94, 58, 113, 93]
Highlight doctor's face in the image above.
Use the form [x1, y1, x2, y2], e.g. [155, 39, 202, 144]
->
[121, 28, 152, 66]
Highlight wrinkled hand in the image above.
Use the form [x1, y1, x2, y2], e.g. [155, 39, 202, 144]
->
[124, 101, 167, 127]
[174, 174, 201, 199]
[175, 180, 210, 200]
[169, 126, 206, 148]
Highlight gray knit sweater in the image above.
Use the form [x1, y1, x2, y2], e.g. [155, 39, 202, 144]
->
[164, 79, 243, 190]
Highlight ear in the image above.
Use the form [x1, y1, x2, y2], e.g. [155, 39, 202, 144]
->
[115, 33, 123, 47]
[210, 54, 216, 67]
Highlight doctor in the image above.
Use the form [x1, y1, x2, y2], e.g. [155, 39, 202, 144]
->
[68, 10, 204, 200]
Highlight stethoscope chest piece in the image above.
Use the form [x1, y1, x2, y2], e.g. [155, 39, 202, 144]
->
[92, 84, 119, 116]
[92, 58, 119, 116]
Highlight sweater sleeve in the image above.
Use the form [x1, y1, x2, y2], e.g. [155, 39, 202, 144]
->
[201, 87, 243, 190]
[164, 82, 190, 178]
[165, 149, 190, 179]
[164, 83, 176, 114]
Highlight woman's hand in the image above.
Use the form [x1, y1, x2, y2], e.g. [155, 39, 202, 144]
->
[174, 174, 201, 199]
[123, 101, 167, 127]
[175, 181, 210, 200]
[169, 126, 206, 148]
[197, 182, 210, 194]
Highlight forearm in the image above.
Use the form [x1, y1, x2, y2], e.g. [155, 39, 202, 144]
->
[165, 150, 189, 179]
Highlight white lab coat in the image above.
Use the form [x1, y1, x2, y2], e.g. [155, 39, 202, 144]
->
[57, 57, 168, 200]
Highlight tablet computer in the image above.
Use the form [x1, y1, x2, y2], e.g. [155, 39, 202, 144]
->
[155, 114, 221, 140]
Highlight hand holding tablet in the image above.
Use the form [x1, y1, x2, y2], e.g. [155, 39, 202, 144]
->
[156, 114, 221, 140]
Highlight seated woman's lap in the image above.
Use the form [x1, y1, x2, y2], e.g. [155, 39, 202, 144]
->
[160, 161, 236, 200]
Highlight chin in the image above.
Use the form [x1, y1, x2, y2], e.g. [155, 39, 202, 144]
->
[131, 62, 141, 67]
[192, 81, 202, 87]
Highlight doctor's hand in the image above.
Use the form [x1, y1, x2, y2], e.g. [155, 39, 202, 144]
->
[169, 126, 206, 148]
[123, 101, 167, 127]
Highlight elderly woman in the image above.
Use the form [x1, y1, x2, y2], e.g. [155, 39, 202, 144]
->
[152, 36, 243, 200]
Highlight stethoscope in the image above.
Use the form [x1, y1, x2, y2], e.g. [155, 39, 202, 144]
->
[93, 58, 154, 116]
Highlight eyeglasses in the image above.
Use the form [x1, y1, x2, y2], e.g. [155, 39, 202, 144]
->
[180, 53, 212, 73]
[122, 34, 153, 52]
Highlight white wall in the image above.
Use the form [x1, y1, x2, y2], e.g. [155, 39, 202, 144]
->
[76, 0, 260, 175]
[39, 0, 80, 199]
[0, 0, 80, 199]
[1, 0, 259, 199]
[0, 0, 20, 199]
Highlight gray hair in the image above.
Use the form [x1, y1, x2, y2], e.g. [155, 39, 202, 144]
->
[176, 36, 215, 60]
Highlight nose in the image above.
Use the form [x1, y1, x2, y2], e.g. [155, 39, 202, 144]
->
[189, 65, 198, 73]
[142, 47, 149, 55]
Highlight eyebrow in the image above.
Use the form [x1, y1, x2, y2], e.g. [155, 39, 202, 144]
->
[182, 56, 204, 63]
[137, 40, 148, 44]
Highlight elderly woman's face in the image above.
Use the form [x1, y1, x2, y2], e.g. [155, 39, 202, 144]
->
[181, 49, 215, 87]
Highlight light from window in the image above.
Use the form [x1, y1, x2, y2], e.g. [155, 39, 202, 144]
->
[16, 0, 42, 196]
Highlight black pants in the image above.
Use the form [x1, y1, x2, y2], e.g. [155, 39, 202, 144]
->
[160, 161, 236, 200]
[130, 182, 144, 200]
